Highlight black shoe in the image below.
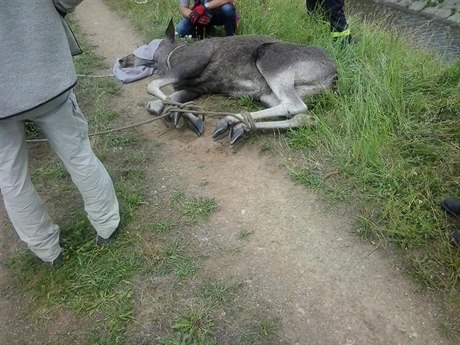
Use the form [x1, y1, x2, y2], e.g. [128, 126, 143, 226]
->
[96, 226, 121, 246]
[45, 252, 64, 269]
[441, 198, 460, 217]
[96, 234, 112, 246]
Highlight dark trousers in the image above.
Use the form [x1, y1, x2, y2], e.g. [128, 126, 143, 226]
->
[209, 3, 237, 36]
[306, 0, 348, 32]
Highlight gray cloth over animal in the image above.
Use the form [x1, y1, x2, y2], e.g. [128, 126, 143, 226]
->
[113, 39, 162, 83]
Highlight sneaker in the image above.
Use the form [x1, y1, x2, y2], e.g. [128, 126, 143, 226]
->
[441, 198, 460, 217]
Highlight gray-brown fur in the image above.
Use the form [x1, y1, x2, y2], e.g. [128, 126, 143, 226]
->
[145, 20, 337, 146]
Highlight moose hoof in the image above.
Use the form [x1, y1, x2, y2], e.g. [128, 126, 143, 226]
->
[183, 113, 204, 136]
[230, 123, 250, 147]
[147, 100, 164, 115]
[212, 120, 231, 140]
[212, 116, 240, 140]
[170, 112, 185, 128]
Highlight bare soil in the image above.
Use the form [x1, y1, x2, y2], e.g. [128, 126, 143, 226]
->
[0, 1, 456, 344]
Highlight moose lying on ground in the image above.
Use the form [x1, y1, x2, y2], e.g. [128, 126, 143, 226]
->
[126, 20, 338, 146]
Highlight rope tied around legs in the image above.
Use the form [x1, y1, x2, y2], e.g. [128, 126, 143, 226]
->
[160, 99, 207, 122]
[159, 99, 257, 130]
[238, 111, 257, 131]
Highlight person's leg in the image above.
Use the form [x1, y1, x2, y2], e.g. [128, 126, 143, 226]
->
[175, 17, 197, 37]
[34, 91, 120, 240]
[210, 3, 237, 36]
[324, 0, 348, 33]
[0, 119, 61, 263]
[306, 0, 321, 12]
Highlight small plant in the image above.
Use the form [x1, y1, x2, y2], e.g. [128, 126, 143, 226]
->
[25, 120, 41, 139]
[120, 168, 146, 182]
[150, 220, 178, 233]
[171, 191, 186, 205]
[160, 309, 215, 345]
[181, 197, 218, 225]
[259, 141, 274, 154]
[35, 163, 68, 180]
[201, 280, 243, 307]
[182, 198, 217, 217]
[105, 133, 141, 148]
[289, 167, 324, 189]
[238, 95, 263, 112]
[256, 318, 279, 342]
[238, 229, 254, 240]
[157, 242, 199, 278]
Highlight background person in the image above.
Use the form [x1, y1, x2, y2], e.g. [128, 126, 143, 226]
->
[306, 0, 352, 42]
[177, 0, 237, 37]
[0, 0, 120, 267]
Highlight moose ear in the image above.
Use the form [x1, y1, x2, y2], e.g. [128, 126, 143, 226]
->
[165, 18, 176, 44]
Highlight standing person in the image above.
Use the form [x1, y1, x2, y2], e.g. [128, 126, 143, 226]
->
[306, 0, 351, 42]
[0, 0, 120, 267]
[177, 0, 238, 38]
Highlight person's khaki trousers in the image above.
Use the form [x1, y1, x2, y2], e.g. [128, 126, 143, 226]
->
[0, 91, 120, 263]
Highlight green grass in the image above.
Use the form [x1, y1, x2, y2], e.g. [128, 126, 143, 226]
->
[157, 241, 200, 278]
[283, 23, 460, 294]
[256, 318, 280, 341]
[160, 308, 215, 345]
[238, 229, 255, 241]
[34, 162, 68, 180]
[171, 191, 218, 225]
[201, 280, 244, 307]
[150, 220, 178, 233]
[6, 214, 141, 344]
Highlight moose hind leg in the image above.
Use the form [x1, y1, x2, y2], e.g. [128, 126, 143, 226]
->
[213, 95, 307, 145]
[254, 113, 316, 129]
[213, 76, 308, 144]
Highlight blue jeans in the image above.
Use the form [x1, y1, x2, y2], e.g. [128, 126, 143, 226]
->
[176, 3, 237, 37]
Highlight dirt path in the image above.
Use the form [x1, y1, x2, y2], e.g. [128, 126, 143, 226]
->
[0, 1, 455, 344]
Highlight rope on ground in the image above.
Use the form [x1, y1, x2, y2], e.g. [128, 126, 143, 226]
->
[26, 99, 254, 143]
[26, 113, 170, 143]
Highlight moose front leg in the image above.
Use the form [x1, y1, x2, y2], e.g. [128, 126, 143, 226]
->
[146, 77, 177, 100]
[147, 89, 204, 135]
[147, 89, 200, 115]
